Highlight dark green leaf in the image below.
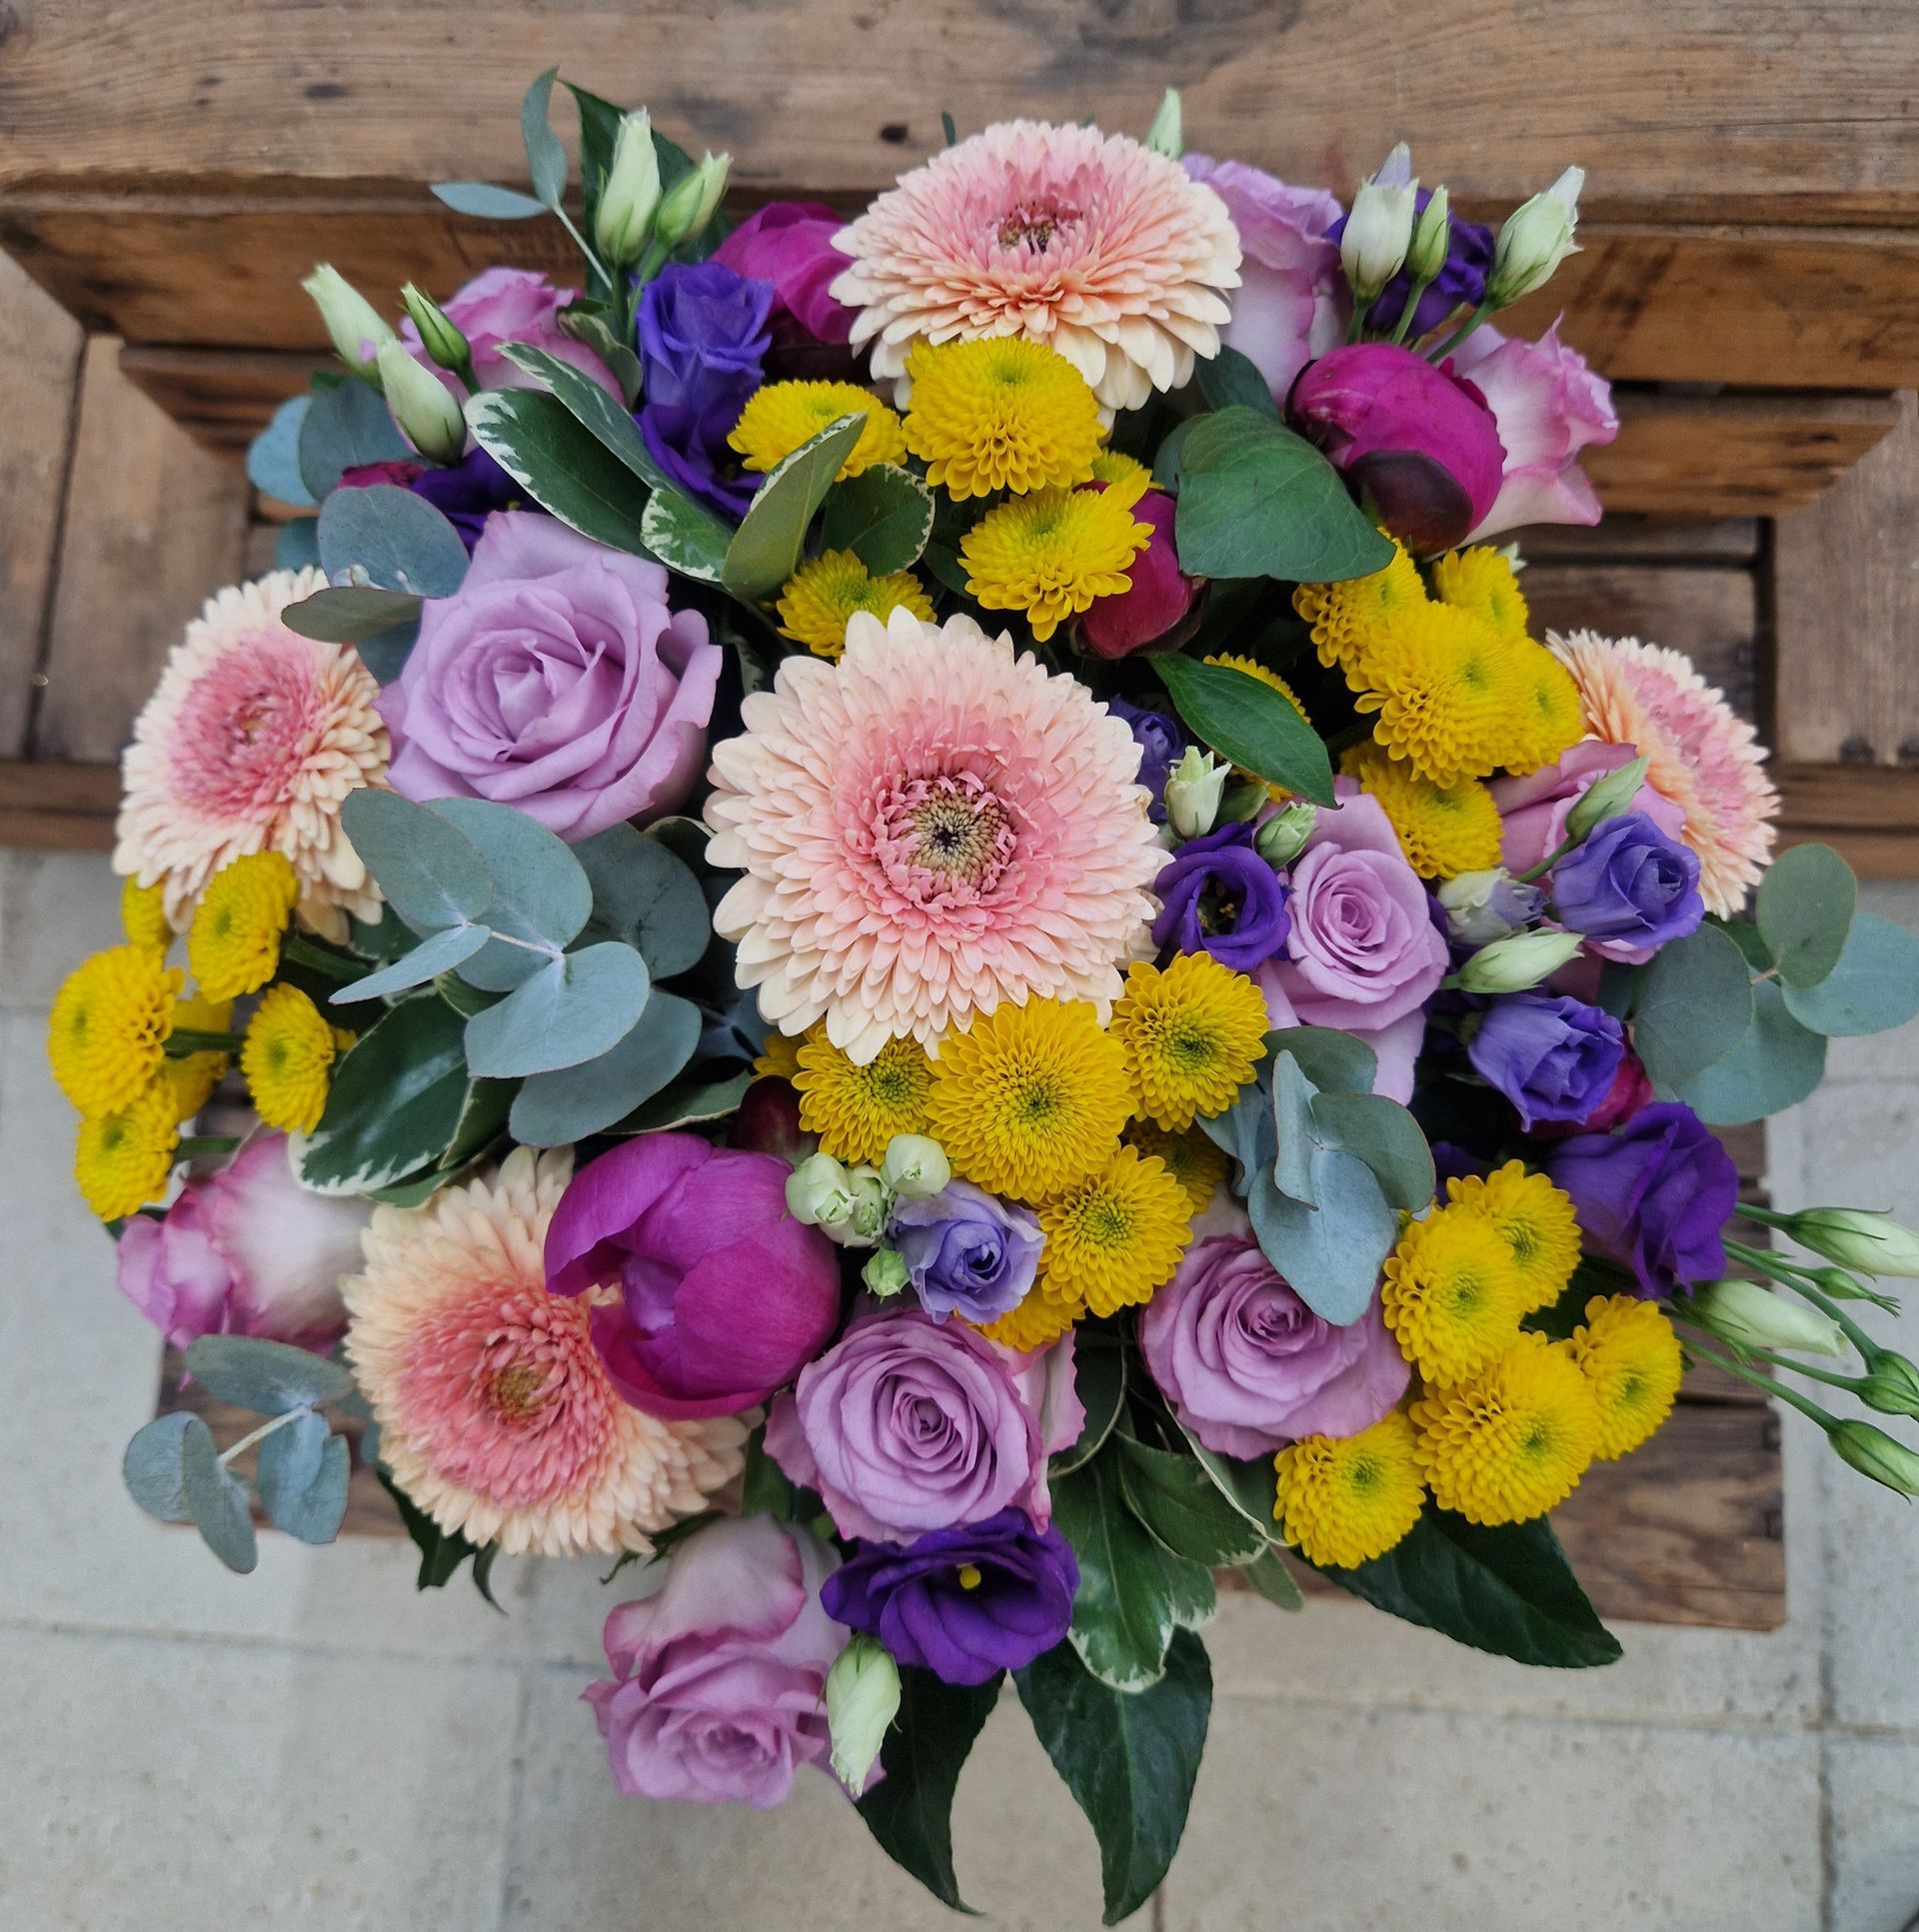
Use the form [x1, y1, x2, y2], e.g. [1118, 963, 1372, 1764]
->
[1152, 653, 1336, 806]
[555, 307, 645, 408]
[247, 396, 317, 507]
[739, 1424, 796, 1519]
[431, 180, 549, 220]
[1115, 1435, 1267, 1564]
[464, 943, 652, 1078]
[722, 413, 867, 599]
[317, 484, 469, 598]
[1628, 921, 1754, 1084]
[1239, 1547, 1304, 1610]
[1151, 416, 1201, 492]
[1246, 1156, 1395, 1326]
[855, 1667, 1002, 1912]
[183, 1335, 355, 1414]
[182, 1423, 258, 1574]
[376, 1467, 498, 1592]
[572, 824, 711, 975]
[640, 485, 734, 583]
[1195, 346, 1279, 418]
[1265, 1025, 1376, 1094]
[256, 1411, 351, 1544]
[520, 68, 568, 209]
[496, 341, 670, 491]
[509, 989, 702, 1143]
[281, 586, 423, 645]
[1781, 911, 1919, 1036]
[298, 376, 409, 498]
[123, 1411, 206, 1523]
[1014, 1630, 1212, 1926]
[612, 1068, 755, 1133]
[1317, 1510, 1622, 1668]
[1173, 407, 1394, 584]
[466, 388, 651, 554]
[1755, 841, 1856, 988]
[820, 463, 937, 574]
[1051, 1337, 1126, 1477]
[332, 923, 489, 1003]
[340, 790, 494, 935]
[1178, 1430, 1283, 1548]
[1669, 977, 1828, 1124]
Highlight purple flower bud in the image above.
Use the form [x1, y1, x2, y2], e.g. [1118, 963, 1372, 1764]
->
[1466, 990, 1625, 1129]
[1107, 699, 1190, 824]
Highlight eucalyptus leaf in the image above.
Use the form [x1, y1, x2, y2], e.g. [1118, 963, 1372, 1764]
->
[247, 395, 318, 507]
[122, 1411, 206, 1523]
[463, 943, 653, 1078]
[181, 1423, 258, 1574]
[331, 923, 489, 1003]
[298, 375, 410, 499]
[520, 68, 568, 209]
[1755, 841, 1856, 988]
[431, 180, 551, 220]
[183, 1335, 355, 1415]
[1200, 1078, 1278, 1193]
[1628, 921, 1753, 1084]
[1246, 1156, 1395, 1326]
[1152, 653, 1336, 806]
[1780, 912, 1919, 1037]
[1194, 345, 1280, 418]
[1669, 978, 1828, 1124]
[317, 484, 470, 598]
[354, 617, 420, 682]
[722, 414, 867, 599]
[281, 586, 424, 644]
[340, 791, 494, 936]
[256, 1410, 352, 1545]
[573, 823, 711, 975]
[1265, 1025, 1377, 1094]
[640, 485, 734, 583]
[497, 342, 670, 491]
[428, 798, 593, 988]
[275, 518, 322, 573]
[1308, 1089, 1434, 1211]
[1269, 1050, 1318, 1204]
[467, 388, 652, 554]
[820, 463, 937, 574]
[1115, 1436, 1268, 1565]
[509, 989, 702, 1144]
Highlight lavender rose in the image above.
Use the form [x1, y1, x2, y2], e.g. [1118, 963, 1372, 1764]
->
[892, 1181, 1042, 1325]
[401, 267, 618, 397]
[1550, 811, 1704, 955]
[1546, 1101, 1739, 1296]
[1153, 821, 1292, 971]
[1141, 1214, 1409, 1455]
[1467, 991, 1626, 1130]
[765, 1308, 1083, 1543]
[380, 511, 723, 840]
[821, 1508, 1077, 1685]
[585, 1515, 848, 1808]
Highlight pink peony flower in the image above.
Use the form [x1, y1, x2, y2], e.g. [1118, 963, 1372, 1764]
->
[711, 201, 856, 347]
[705, 606, 1163, 1063]
[113, 569, 389, 941]
[1077, 486, 1197, 658]
[402, 267, 620, 397]
[1181, 155, 1346, 403]
[585, 1514, 848, 1808]
[117, 1135, 369, 1351]
[1449, 321, 1617, 542]
[831, 120, 1241, 413]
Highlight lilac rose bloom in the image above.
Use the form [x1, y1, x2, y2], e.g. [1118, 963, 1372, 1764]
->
[1546, 1101, 1739, 1297]
[821, 1508, 1077, 1685]
[1550, 810, 1704, 957]
[1140, 1210, 1409, 1456]
[1108, 699, 1190, 824]
[401, 266, 619, 397]
[1467, 991, 1627, 1130]
[585, 1515, 848, 1809]
[380, 511, 723, 839]
[765, 1308, 1084, 1544]
[892, 1181, 1042, 1325]
[1153, 821, 1292, 971]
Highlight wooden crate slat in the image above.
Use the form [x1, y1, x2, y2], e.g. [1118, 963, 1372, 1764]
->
[1513, 519, 1761, 565]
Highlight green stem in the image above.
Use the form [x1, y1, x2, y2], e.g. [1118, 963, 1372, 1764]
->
[1667, 1318, 1865, 1394]
[280, 936, 360, 981]
[1388, 274, 1436, 345]
[1428, 299, 1495, 363]
[1681, 1336, 1843, 1429]
[1787, 1278, 1882, 1362]
[1513, 835, 1574, 885]
[554, 207, 614, 292]
[165, 1029, 245, 1055]
[175, 1134, 240, 1162]
[218, 1406, 303, 1467]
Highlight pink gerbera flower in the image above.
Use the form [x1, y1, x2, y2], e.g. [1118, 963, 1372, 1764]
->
[831, 120, 1241, 414]
[344, 1149, 747, 1559]
[705, 606, 1162, 1063]
[113, 568, 389, 941]
[1551, 629, 1780, 916]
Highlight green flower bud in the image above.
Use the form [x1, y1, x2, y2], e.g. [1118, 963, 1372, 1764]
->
[1340, 145, 1418, 305]
[302, 264, 396, 380]
[1164, 746, 1231, 841]
[863, 1246, 912, 1299]
[1859, 1351, 1919, 1420]
[1144, 88, 1183, 160]
[881, 1133, 951, 1200]
[1563, 754, 1651, 844]
[1829, 1418, 1919, 1498]
[1454, 927, 1584, 994]
[1405, 185, 1451, 286]
[786, 1151, 856, 1227]
[1785, 1208, 1919, 1279]
[1253, 801, 1318, 868]
[1686, 1277, 1848, 1358]
[374, 341, 466, 464]
[593, 110, 663, 268]
[827, 1635, 902, 1792]
[1216, 781, 1268, 827]
[399, 283, 471, 375]
[1487, 165, 1584, 308]
[655, 151, 732, 250]
[826, 1167, 890, 1249]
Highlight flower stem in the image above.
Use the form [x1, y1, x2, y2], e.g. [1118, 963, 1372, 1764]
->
[1428, 299, 1494, 363]
[1388, 275, 1436, 345]
[1681, 1336, 1843, 1429]
[175, 1134, 240, 1162]
[1513, 836, 1574, 885]
[281, 937, 361, 981]
[166, 1028, 246, 1055]
[1667, 1317, 1864, 1393]
[218, 1406, 303, 1467]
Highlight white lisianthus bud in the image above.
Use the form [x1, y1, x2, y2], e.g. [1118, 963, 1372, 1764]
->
[1405, 185, 1451, 285]
[1829, 1419, 1919, 1498]
[1563, 755, 1651, 845]
[862, 1246, 912, 1298]
[881, 1133, 951, 1200]
[1164, 746, 1232, 841]
[1786, 1208, 1919, 1279]
[594, 110, 663, 267]
[1145, 88, 1183, 160]
[1455, 927, 1584, 993]
[1253, 801, 1318, 868]
[302, 265, 396, 380]
[787, 1151, 857, 1228]
[1487, 165, 1584, 308]
[1686, 1278, 1848, 1358]
[374, 342, 466, 464]
[1438, 868, 1546, 946]
[827, 1167, 890, 1249]
[1340, 144, 1419, 305]
[654, 152, 731, 250]
[399, 283, 471, 375]
[827, 1636, 902, 1792]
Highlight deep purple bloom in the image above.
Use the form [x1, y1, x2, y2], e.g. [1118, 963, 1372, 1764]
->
[1152, 821, 1291, 970]
[892, 1181, 1042, 1324]
[819, 1508, 1077, 1685]
[1467, 991, 1626, 1129]
[339, 448, 525, 552]
[1108, 699, 1190, 823]
[636, 261, 774, 518]
[1546, 1101, 1739, 1297]
[1551, 811, 1705, 953]
[1334, 188, 1494, 341]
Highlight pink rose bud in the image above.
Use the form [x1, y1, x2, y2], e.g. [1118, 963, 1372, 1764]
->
[1077, 488, 1197, 659]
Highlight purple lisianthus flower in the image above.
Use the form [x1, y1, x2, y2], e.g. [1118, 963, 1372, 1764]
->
[1551, 811, 1704, 956]
[1108, 699, 1190, 824]
[1546, 1101, 1739, 1297]
[1334, 187, 1494, 341]
[637, 261, 773, 518]
[892, 1181, 1042, 1324]
[1467, 991, 1626, 1129]
[1152, 821, 1291, 971]
[820, 1508, 1077, 1685]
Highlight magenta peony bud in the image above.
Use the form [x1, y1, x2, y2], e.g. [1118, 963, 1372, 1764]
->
[1077, 487, 1198, 658]
[1288, 343, 1505, 553]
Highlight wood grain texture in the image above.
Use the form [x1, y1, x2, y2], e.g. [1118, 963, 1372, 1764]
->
[1514, 519, 1761, 565]
[1777, 764, 1919, 880]
[32, 338, 251, 764]
[0, 759, 119, 848]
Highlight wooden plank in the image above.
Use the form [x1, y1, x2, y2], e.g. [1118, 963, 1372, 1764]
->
[0, 252, 86, 758]
[1516, 519, 1761, 565]
[0, 758, 119, 849]
[31, 337, 251, 764]
[1777, 764, 1919, 881]
[1773, 391, 1919, 767]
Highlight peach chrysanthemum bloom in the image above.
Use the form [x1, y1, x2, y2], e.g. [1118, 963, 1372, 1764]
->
[113, 569, 389, 942]
[705, 605, 1162, 1063]
[344, 1148, 747, 1559]
[831, 120, 1241, 414]
[1551, 629, 1779, 917]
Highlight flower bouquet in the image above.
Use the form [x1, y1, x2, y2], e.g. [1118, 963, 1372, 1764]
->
[51, 75, 1919, 1920]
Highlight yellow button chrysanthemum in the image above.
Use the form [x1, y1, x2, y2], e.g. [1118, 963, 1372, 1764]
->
[752, 1028, 805, 1084]
[1273, 1409, 1426, 1570]
[74, 1076, 180, 1221]
[163, 991, 236, 1123]
[47, 946, 184, 1119]
[1110, 953, 1268, 1132]
[1125, 1118, 1229, 1214]
[1036, 1142, 1192, 1316]
[1380, 1202, 1528, 1384]
[775, 550, 936, 661]
[120, 876, 174, 954]
[1431, 545, 1530, 642]
[974, 1287, 1081, 1353]
[189, 852, 300, 1000]
[1445, 1159, 1582, 1314]
[1087, 449, 1154, 505]
[1342, 742, 1503, 882]
[903, 338, 1103, 500]
[1565, 1293, 1684, 1460]
[729, 381, 907, 482]
[960, 486, 1151, 644]
[1349, 603, 1526, 787]
[794, 1025, 934, 1165]
[1293, 543, 1426, 675]
[1411, 1331, 1602, 1525]
[242, 983, 347, 1134]
[1499, 639, 1587, 777]
[925, 997, 1131, 1203]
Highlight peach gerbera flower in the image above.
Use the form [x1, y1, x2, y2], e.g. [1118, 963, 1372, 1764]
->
[344, 1148, 747, 1559]
[113, 569, 389, 942]
[831, 120, 1241, 414]
[705, 605, 1162, 1063]
[1551, 629, 1779, 916]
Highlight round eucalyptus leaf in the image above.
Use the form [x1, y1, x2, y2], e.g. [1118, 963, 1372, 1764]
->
[341, 790, 494, 936]
[1670, 978, 1828, 1125]
[183, 1335, 356, 1415]
[257, 1413, 352, 1546]
[1781, 912, 1919, 1037]
[122, 1411, 208, 1523]
[463, 943, 653, 1078]
[1755, 842, 1856, 988]
[428, 798, 592, 988]
[318, 484, 470, 599]
[181, 1424, 259, 1574]
[573, 825, 712, 976]
[1628, 921, 1753, 1085]
[509, 989, 702, 1145]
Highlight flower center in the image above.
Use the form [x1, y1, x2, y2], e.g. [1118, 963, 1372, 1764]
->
[957, 1562, 983, 1591]
[870, 772, 1017, 910]
[170, 634, 325, 818]
[995, 200, 1078, 252]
